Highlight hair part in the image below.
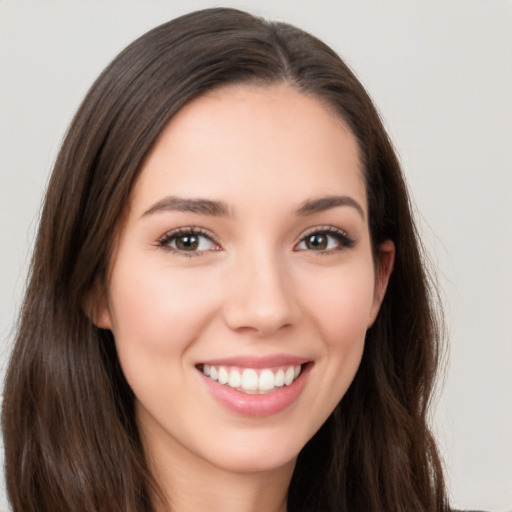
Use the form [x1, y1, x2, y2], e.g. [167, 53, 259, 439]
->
[2, 8, 448, 512]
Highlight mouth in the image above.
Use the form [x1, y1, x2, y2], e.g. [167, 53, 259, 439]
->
[196, 363, 305, 394]
[196, 357, 313, 417]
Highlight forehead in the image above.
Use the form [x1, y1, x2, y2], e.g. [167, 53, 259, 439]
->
[131, 83, 366, 217]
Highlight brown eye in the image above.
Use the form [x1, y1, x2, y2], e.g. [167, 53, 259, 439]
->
[305, 233, 328, 251]
[175, 234, 200, 251]
[158, 229, 218, 254]
[296, 228, 355, 253]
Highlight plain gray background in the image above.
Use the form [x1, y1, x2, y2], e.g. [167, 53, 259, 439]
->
[1, 1, 511, 510]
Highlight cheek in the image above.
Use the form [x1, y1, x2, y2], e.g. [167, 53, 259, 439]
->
[106, 261, 224, 424]
[107, 259, 221, 364]
[287, 262, 375, 437]
[300, 261, 376, 345]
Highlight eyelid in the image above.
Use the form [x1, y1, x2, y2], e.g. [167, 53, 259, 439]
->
[156, 225, 354, 256]
[156, 226, 222, 256]
[294, 225, 355, 253]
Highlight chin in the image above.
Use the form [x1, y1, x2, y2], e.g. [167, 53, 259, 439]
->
[200, 429, 305, 475]
[213, 452, 297, 475]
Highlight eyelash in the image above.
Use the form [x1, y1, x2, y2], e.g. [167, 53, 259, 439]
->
[156, 226, 355, 256]
[295, 226, 355, 254]
[157, 227, 220, 257]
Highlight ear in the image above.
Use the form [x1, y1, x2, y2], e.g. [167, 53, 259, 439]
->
[368, 239, 395, 327]
[83, 281, 113, 330]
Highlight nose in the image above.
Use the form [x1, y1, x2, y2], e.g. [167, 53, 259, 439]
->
[222, 249, 300, 337]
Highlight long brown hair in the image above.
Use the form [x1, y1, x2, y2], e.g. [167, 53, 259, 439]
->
[2, 8, 449, 512]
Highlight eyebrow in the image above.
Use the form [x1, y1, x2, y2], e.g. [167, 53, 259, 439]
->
[142, 194, 365, 219]
[142, 196, 231, 217]
[296, 195, 365, 219]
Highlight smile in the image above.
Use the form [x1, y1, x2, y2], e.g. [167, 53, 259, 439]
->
[197, 358, 312, 416]
[200, 364, 302, 394]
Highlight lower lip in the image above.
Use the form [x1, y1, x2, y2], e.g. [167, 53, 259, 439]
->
[199, 365, 311, 417]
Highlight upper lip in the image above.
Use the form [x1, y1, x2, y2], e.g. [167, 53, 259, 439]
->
[196, 354, 311, 369]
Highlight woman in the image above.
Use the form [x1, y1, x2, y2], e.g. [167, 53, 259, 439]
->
[2, 7, 450, 512]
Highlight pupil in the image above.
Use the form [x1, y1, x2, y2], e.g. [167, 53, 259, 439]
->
[177, 235, 199, 251]
[307, 234, 327, 250]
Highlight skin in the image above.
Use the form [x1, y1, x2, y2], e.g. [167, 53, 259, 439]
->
[97, 83, 394, 512]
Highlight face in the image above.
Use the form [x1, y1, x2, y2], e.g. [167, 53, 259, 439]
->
[97, 84, 394, 478]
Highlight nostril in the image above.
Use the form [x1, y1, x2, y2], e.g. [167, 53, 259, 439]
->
[222, 304, 299, 337]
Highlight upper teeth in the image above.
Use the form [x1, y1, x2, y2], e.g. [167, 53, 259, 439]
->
[202, 365, 302, 394]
